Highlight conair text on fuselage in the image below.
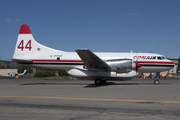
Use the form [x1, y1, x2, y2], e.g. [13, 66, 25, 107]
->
[133, 56, 156, 60]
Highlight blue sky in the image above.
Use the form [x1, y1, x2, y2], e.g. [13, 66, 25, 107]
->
[0, 0, 180, 60]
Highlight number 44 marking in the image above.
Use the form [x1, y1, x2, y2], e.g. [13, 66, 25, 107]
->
[18, 40, 32, 51]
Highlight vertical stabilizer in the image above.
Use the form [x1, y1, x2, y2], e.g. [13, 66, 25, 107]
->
[13, 24, 62, 60]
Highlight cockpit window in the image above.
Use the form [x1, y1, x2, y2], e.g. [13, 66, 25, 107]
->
[157, 56, 162, 60]
[157, 56, 165, 60]
[162, 56, 165, 59]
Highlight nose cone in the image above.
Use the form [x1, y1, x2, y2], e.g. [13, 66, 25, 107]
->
[166, 59, 174, 69]
[168, 59, 174, 64]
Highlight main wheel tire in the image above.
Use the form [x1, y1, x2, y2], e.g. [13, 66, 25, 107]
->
[154, 80, 160, 84]
[95, 79, 102, 85]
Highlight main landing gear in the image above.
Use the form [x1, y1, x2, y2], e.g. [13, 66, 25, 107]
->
[95, 79, 106, 85]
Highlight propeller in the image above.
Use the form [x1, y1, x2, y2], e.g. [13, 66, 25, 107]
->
[135, 60, 142, 72]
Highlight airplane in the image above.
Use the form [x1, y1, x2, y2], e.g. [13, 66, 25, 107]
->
[12, 24, 174, 85]
[6, 69, 26, 77]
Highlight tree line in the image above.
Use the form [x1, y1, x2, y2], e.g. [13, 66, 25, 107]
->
[0, 64, 17, 69]
[0, 63, 69, 77]
[0, 63, 33, 73]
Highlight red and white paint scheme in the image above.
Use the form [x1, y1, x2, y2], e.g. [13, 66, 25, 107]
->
[12, 24, 174, 85]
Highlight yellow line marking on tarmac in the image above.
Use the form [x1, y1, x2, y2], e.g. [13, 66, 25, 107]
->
[0, 95, 180, 104]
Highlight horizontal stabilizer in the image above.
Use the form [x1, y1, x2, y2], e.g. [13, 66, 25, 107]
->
[11, 58, 32, 63]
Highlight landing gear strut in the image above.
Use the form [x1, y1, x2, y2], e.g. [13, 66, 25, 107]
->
[154, 72, 160, 85]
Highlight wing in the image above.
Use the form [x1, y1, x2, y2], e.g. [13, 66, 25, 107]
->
[76, 49, 111, 70]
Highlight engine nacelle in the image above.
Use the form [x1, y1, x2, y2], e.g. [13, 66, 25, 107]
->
[106, 59, 136, 73]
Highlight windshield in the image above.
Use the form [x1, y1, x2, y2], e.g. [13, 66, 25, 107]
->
[157, 56, 165, 60]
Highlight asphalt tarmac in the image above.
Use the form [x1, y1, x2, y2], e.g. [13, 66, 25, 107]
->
[0, 78, 180, 120]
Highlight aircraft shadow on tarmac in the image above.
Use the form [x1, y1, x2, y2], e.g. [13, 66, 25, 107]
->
[20, 82, 138, 88]
[20, 83, 87, 86]
[20, 81, 171, 88]
[83, 82, 172, 88]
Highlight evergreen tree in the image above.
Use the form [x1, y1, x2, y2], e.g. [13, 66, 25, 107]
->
[12, 65, 15, 69]
[58, 71, 69, 76]
[7, 64, 10, 68]
[34, 70, 56, 77]
[1, 65, 5, 69]
[17, 65, 33, 73]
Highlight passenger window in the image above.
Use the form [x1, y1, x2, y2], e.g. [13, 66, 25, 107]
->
[152, 56, 156, 59]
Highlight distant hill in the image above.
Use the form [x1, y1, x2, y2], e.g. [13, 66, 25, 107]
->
[0, 60, 20, 68]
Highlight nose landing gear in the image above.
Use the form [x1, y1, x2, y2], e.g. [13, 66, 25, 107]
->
[154, 79, 160, 84]
[154, 72, 160, 85]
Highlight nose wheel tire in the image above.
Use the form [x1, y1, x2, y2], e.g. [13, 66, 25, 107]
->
[95, 79, 102, 85]
[154, 80, 160, 84]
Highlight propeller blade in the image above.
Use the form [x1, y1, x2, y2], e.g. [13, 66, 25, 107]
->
[136, 60, 142, 72]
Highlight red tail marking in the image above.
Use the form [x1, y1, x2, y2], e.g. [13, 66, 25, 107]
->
[19, 24, 31, 34]
[25, 40, 32, 51]
[18, 40, 24, 51]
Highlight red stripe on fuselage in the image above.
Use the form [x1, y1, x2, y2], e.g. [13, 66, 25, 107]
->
[133, 61, 174, 65]
[31, 60, 174, 65]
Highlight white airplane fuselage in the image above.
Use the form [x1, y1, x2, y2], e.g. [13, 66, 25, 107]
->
[12, 24, 174, 84]
[16, 52, 173, 80]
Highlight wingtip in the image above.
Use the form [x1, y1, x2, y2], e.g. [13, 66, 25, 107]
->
[19, 24, 32, 34]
